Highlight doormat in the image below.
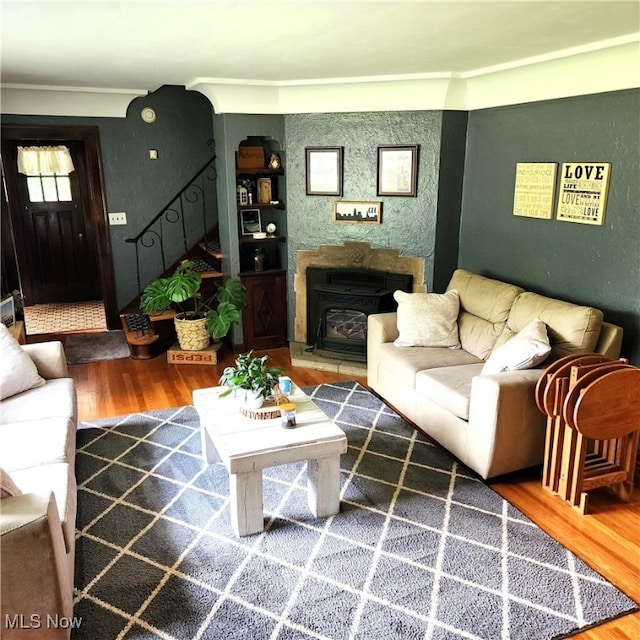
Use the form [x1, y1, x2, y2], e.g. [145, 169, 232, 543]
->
[23, 301, 107, 335]
[65, 330, 129, 364]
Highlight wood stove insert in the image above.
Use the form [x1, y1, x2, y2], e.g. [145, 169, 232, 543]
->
[306, 267, 412, 361]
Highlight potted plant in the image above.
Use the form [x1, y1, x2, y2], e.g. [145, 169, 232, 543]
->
[219, 351, 284, 409]
[140, 260, 246, 351]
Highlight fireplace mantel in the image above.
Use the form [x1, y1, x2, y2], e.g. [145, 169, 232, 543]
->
[294, 242, 425, 343]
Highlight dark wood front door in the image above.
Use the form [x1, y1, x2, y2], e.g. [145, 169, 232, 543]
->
[1, 125, 118, 326]
[7, 140, 101, 303]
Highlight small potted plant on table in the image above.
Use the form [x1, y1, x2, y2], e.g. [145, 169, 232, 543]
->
[140, 260, 246, 351]
[219, 351, 284, 409]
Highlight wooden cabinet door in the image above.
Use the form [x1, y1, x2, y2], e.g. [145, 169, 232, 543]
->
[241, 271, 287, 350]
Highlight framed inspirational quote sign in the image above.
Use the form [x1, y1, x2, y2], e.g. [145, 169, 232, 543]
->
[556, 162, 611, 226]
[512, 162, 557, 219]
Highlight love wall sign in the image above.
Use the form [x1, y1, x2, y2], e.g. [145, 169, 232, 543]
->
[557, 162, 611, 226]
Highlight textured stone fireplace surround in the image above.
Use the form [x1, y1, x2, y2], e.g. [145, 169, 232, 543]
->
[291, 242, 425, 373]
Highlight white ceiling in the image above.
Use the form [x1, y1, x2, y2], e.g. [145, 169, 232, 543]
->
[2, 1, 639, 93]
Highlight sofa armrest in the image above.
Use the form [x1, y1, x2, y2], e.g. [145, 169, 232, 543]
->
[21, 342, 68, 379]
[368, 313, 399, 346]
[595, 321, 623, 359]
[1, 493, 74, 638]
[466, 369, 546, 478]
[367, 313, 399, 386]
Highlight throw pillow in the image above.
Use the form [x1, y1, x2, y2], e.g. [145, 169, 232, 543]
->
[393, 289, 461, 348]
[0, 323, 45, 400]
[482, 318, 551, 375]
[0, 467, 22, 498]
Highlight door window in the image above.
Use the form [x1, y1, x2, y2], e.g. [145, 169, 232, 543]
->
[18, 145, 74, 203]
[26, 174, 72, 203]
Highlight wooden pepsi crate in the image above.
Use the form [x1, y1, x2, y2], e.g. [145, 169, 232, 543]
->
[167, 341, 222, 365]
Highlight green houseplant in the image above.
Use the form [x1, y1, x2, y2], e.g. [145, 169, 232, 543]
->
[140, 260, 246, 350]
[219, 351, 284, 408]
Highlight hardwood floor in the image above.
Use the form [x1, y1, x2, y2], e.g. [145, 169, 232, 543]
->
[65, 344, 639, 639]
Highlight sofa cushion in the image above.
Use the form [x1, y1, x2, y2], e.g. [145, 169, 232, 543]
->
[416, 364, 485, 421]
[500, 291, 604, 360]
[0, 418, 75, 472]
[0, 378, 77, 425]
[1, 467, 22, 498]
[447, 269, 523, 360]
[0, 323, 45, 401]
[482, 318, 551, 375]
[376, 342, 482, 391]
[393, 289, 461, 348]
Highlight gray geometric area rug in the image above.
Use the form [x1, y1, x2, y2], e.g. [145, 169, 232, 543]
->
[66, 330, 129, 364]
[74, 381, 637, 640]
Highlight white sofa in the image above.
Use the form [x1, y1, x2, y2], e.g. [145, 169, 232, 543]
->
[367, 269, 623, 479]
[0, 326, 78, 640]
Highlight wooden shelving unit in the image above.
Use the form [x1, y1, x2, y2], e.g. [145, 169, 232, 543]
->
[236, 142, 288, 350]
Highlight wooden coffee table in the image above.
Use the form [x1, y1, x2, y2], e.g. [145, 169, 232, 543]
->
[193, 384, 347, 537]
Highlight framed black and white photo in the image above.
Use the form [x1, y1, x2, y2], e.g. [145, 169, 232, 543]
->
[377, 145, 419, 197]
[240, 208, 261, 235]
[305, 147, 343, 196]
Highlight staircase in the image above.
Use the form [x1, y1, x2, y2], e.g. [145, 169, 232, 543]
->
[119, 155, 224, 359]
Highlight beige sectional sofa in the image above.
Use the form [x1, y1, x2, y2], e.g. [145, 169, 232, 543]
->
[0, 326, 78, 639]
[367, 269, 623, 479]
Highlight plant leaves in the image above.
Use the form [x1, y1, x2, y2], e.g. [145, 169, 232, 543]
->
[140, 279, 173, 313]
[166, 272, 201, 303]
[205, 301, 241, 339]
[216, 278, 247, 309]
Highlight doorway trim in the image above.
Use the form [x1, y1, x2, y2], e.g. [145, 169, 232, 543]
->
[1, 124, 119, 329]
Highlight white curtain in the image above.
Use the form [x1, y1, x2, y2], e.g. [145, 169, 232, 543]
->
[17, 145, 75, 175]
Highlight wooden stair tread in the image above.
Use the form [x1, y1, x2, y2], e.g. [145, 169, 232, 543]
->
[123, 333, 160, 346]
[146, 309, 177, 322]
[119, 310, 176, 341]
[201, 270, 224, 279]
[199, 241, 223, 260]
[119, 311, 178, 360]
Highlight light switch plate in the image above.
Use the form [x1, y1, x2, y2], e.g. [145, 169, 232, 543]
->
[108, 212, 127, 225]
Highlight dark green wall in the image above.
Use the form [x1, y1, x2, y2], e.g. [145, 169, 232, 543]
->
[459, 89, 640, 364]
[433, 111, 468, 292]
[2, 86, 216, 309]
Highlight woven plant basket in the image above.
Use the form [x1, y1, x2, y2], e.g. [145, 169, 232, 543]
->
[174, 314, 210, 351]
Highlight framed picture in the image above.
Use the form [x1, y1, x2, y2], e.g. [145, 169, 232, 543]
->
[305, 147, 343, 196]
[512, 162, 558, 219]
[240, 208, 261, 235]
[556, 162, 611, 226]
[377, 145, 418, 197]
[333, 201, 382, 224]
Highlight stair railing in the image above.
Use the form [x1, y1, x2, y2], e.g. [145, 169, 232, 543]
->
[125, 154, 218, 297]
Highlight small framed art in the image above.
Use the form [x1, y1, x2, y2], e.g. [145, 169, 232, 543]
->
[333, 201, 381, 224]
[240, 208, 261, 235]
[377, 145, 418, 197]
[305, 147, 343, 196]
